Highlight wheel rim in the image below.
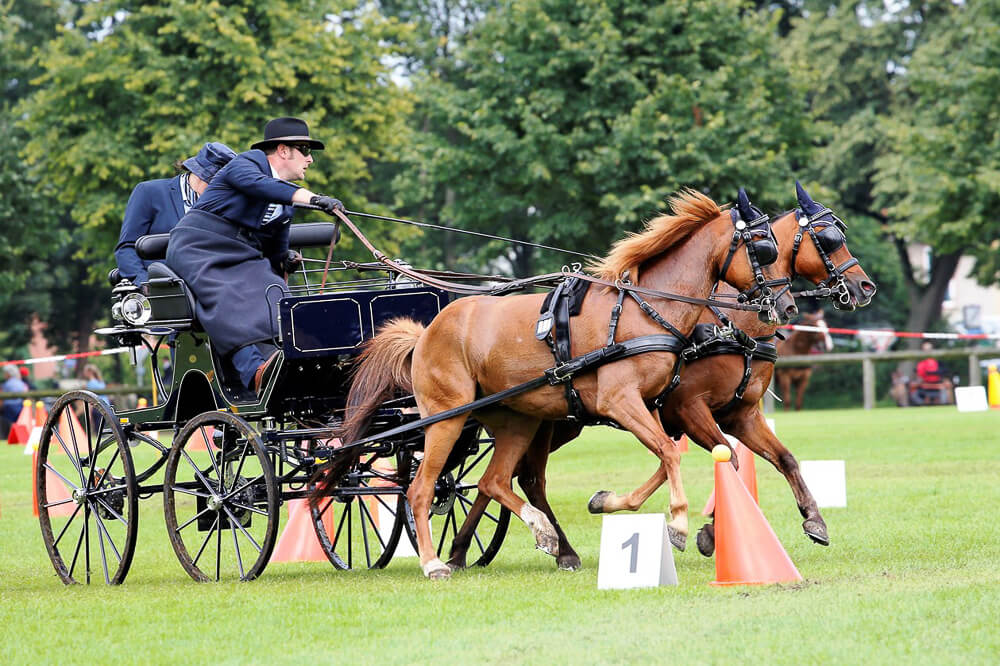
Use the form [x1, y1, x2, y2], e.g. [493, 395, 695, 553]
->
[403, 425, 510, 568]
[310, 452, 405, 570]
[163, 412, 278, 582]
[36, 391, 138, 585]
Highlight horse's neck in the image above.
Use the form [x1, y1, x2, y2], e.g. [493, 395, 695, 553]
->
[706, 283, 775, 337]
[640, 232, 719, 335]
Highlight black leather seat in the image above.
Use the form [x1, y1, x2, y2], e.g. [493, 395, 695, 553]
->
[145, 262, 198, 329]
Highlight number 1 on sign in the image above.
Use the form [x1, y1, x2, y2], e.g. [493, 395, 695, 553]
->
[622, 532, 639, 573]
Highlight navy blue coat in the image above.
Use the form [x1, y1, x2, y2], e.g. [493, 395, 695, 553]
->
[165, 150, 302, 356]
[115, 176, 184, 285]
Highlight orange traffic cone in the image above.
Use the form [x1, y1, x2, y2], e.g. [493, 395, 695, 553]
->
[186, 425, 213, 452]
[709, 446, 801, 586]
[702, 438, 757, 515]
[54, 407, 89, 455]
[8, 399, 34, 445]
[271, 499, 335, 562]
[32, 448, 75, 518]
[34, 400, 48, 427]
[672, 433, 689, 453]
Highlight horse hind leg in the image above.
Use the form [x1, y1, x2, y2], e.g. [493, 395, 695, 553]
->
[408, 415, 471, 580]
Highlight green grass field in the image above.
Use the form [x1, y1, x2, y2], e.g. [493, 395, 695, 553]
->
[2, 407, 998, 665]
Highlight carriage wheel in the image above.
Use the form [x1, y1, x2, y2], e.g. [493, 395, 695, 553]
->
[163, 412, 279, 582]
[400, 425, 511, 568]
[309, 450, 406, 570]
[37, 391, 138, 585]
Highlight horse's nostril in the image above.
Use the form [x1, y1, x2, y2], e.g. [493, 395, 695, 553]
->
[861, 280, 877, 295]
[785, 304, 799, 318]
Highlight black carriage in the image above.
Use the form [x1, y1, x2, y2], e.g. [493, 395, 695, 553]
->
[35, 221, 509, 584]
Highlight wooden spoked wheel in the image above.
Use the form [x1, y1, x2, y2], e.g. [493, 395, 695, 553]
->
[36, 391, 138, 585]
[162, 412, 279, 582]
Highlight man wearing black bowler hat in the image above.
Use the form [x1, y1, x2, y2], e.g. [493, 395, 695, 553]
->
[166, 116, 344, 394]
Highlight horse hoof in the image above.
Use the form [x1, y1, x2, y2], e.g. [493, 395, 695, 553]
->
[803, 520, 829, 546]
[557, 554, 582, 571]
[422, 558, 452, 580]
[667, 525, 687, 552]
[536, 534, 560, 557]
[588, 490, 611, 514]
[446, 557, 467, 571]
[696, 523, 715, 557]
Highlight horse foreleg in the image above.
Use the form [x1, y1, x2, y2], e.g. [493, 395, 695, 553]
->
[407, 415, 470, 580]
[723, 409, 828, 546]
[516, 424, 582, 571]
[474, 415, 559, 558]
[596, 395, 688, 551]
[446, 490, 489, 570]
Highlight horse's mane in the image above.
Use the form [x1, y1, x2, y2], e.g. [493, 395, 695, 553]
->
[590, 188, 723, 281]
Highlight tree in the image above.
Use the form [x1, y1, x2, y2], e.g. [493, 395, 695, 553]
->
[781, 1, 987, 340]
[14, 0, 414, 356]
[393, 0, 814, 277]
[874, 0, 1000, 341]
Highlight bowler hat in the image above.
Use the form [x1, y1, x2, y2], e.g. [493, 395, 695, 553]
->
[183, 142, 236, 182]
[251, 117, 325, 151]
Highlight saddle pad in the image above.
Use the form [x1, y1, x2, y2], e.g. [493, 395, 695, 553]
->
[539, 278, 592, 316]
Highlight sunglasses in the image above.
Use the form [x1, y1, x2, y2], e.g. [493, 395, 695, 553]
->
[289, 144, 312, 157]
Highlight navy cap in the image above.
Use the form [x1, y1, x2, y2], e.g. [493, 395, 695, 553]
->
[183, 142, 236, 183]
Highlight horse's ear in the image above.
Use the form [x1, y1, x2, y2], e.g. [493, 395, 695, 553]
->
[736, 187, 755, 221]
[796, 180, 823, 216]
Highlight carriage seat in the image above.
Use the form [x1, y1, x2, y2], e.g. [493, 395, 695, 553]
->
[144, 262, 199, 330]
[134, 221, 341, 261]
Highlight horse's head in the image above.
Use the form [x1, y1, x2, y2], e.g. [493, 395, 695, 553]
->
[799, 309, 834, 351]
[715, 188, 798, 325]
[769, 182, 877, 311]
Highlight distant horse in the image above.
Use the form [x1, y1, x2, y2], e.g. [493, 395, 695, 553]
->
[322, 189, 797, 579]
[774, 309, 834, 411]
[447, 182, 875, 569]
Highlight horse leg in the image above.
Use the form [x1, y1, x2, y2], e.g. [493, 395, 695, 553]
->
[446, 490, 489, 570]
[593, 395, 689, 551]
[474, 415, 560, 558]
[516, 424, 582, 571]
[723, 409, 828, 546]
[407, 415, 471, 580]
[778, 371, 793, 411]
[795, 370, 811, 411]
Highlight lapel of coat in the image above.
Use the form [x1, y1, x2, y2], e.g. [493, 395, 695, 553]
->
[168, 175, 184, 220]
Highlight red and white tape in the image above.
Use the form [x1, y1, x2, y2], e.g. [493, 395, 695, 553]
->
[0, 348, 130, 367]
[783, 325, 1000, 341]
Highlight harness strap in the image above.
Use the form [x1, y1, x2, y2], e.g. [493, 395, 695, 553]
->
[627, 291, 691, 345]
[337, 333, 687, 453]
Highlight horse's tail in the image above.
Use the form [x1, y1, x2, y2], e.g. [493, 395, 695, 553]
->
[310, 318, 425, 505]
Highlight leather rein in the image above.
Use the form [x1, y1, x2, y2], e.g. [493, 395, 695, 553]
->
[311, 206, 773, 314]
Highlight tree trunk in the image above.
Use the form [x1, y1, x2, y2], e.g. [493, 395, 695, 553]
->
[901, 250, 961, 349]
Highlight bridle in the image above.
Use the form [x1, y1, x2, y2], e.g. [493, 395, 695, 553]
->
[790, 207, 858, 309]
[718, 208, 791, 317]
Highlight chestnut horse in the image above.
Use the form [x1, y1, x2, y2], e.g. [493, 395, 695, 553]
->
[326, 189, 797, 579]
[447, 182, 875, 570]
[774, 310, 833, 411]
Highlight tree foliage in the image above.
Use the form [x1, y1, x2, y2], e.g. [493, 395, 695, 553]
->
[17, 0, 414, 276]
[393, 0, 813, 276]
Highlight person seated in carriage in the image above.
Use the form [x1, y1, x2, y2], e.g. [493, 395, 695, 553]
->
[165, 116, 345, 395]
[911, 341, 953, 405]
[115, 141, 237, 286]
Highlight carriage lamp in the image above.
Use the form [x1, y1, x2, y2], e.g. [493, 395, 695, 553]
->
[120, 292, 153, 325]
